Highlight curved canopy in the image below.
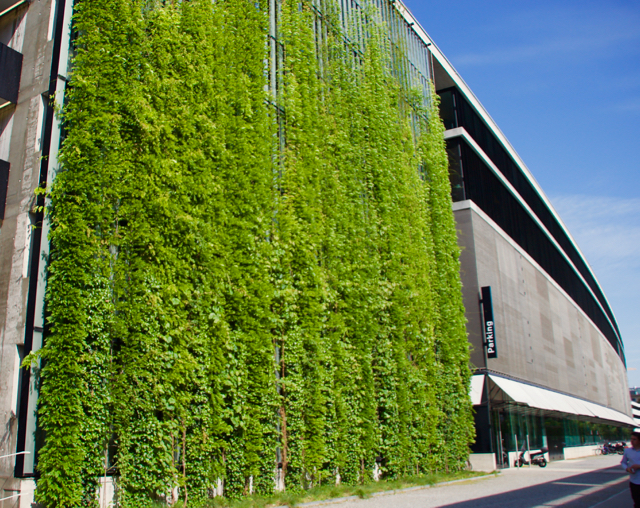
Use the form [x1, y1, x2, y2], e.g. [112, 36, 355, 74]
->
[469, 374, 635, 427]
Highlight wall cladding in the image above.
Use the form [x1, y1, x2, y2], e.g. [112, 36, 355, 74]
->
[456, 204, 630, 416]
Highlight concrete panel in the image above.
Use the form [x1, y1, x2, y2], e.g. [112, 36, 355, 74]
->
[468, 453, 496, 472]
[563, 445, 601, 460]
[98, 477, 115, 508]
[454, 205, 484, 369]
[18, 478, 35, 508]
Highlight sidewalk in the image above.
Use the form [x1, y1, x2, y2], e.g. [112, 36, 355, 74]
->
[314, 455, 631, 508]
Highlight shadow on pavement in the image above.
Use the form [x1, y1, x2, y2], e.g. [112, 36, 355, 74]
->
[437, 466, 630, 508]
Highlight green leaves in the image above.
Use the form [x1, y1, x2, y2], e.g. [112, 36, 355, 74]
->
[36, 0, 473, 505]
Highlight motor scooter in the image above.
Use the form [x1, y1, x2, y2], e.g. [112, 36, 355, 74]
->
[515, 446, 548, 467]
[602, 442, 625, 455]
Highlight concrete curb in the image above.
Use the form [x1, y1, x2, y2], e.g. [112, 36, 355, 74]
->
[289, 472, 498, 507]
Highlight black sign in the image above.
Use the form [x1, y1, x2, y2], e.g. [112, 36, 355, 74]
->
[481, 286, 497, 359]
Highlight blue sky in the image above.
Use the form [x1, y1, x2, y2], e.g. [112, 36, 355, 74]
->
[401, 0, 640, 386]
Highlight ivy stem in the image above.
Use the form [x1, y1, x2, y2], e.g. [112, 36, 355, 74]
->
[182, 421, 187, 506]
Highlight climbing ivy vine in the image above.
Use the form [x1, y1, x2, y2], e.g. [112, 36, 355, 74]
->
[34, 0, 473, 506]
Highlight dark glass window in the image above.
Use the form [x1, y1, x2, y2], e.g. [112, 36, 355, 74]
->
[447, 141, 465, 202]
[438, 89, 457, 130]
[0, 42, 23, 104]
[0, 159, 9, 220]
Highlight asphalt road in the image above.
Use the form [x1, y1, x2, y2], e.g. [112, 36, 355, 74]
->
[335, 455, 632, 508]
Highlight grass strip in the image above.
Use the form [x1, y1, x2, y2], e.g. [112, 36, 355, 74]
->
[195, 470, 493, 507]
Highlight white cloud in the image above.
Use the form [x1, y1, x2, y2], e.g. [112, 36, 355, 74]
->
[608, 98, 640, 114]
[451, 6, 640, 67]
[550, 194, 640, 385]
[551, 195, 640, 265]
[453, 36, 597, 67]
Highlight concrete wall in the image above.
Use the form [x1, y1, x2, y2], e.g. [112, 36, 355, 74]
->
[454, 201, 631, 417]
[98, 477, 115, 508]
[0, 0, 57, 493]
[563, 445, 602, 460]
[468, 453, 496, 472]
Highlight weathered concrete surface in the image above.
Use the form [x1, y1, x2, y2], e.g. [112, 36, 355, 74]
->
[334, 455, 631, 508]
[0, 0, 56, 492]
[468, 453, 496, 472]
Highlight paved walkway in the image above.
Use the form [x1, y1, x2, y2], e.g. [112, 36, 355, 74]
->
[336, 455, 632, 508]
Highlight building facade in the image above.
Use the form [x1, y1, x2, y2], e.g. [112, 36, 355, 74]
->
[0, 0, 633, 503]
[1, 0, 73, 503]
[421, 7, 634, 468]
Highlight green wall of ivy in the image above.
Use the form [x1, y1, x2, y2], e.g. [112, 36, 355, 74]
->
[34, 0, 474, 505]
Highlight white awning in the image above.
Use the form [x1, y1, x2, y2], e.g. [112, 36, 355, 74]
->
[470, 374, 484, 405]
[631, 402, 640, 425]
[487, 375, 635, 427]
